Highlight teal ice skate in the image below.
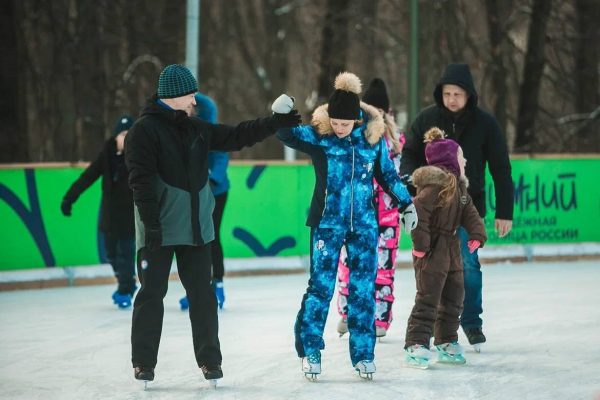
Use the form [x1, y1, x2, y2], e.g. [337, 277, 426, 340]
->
[404, 344, 430, 369]
[435, 342, 466, 364]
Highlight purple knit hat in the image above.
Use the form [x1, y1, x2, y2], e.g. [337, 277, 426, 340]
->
[424, 128, 461, 177]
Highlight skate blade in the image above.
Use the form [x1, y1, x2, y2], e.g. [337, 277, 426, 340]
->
[473, 343, 482, 353]
[304, 373, 319, 382]
[141, 380, 151, 390]
[357, 372, 374, 380]
[404, 359, 429, 370]
[437, 356, 466, 365]
[208, 379, 218, 389]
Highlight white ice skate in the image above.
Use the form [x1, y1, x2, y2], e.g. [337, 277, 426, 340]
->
[200, 364, 223, 389]
[354, 360, 376, 380]
[435, 342, 467, 364]
[337, 317, 348, 337]
[464, 327, 486, 353]
[404, 344, 431, 369]
[301, 352, 321, 381]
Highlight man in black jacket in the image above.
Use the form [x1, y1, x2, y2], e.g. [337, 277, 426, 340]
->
[400, 63, 513, 350]
[124, 64, 300, 385]
[61, 115, 137, 309]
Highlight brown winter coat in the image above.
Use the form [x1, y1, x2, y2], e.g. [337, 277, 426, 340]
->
[405, 166, 487, 347]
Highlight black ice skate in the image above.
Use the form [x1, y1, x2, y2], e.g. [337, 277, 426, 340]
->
[201, 364, 223, 388]
[464, 327, 486, 352]
[134, 366, 154, 390]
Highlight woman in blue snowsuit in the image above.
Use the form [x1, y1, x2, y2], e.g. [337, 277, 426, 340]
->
[276, 72, 417, 380]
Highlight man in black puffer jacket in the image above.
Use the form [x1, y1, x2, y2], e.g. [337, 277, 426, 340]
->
[125, 64, 301, 385]
[400, 63, 513, 350]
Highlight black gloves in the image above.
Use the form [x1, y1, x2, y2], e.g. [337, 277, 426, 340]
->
[61, 199, 73, 216]
[400, 174, 416, 197]
[272, 109, 302, 128]
[145, 226, 162, 251]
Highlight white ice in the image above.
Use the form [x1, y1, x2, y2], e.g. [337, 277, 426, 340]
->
[1, 260, 599, 400]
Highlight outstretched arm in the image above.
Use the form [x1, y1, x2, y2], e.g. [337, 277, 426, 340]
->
[61, 151, 104, 216]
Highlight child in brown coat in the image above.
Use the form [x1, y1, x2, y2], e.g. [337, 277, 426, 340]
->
[404, 127, 487, 369]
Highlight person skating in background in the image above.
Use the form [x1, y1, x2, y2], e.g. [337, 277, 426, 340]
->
[400, 63, 513, 351]
[276, 72, 417, 380]
[124, 64, 301, 387]
[61, 115, 137, 309]
[404, 127, 487, 369]
[336, 78, 406, 339]
[180, 93, 229, 311]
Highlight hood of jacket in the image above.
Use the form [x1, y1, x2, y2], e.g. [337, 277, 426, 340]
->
[433, 63, 478, 110]
[413, 165, 469, 189]
[140, 95, 190, 126]
[311, 101, 384, 145]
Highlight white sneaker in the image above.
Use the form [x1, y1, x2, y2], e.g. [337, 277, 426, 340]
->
[337, 317, 348, 337]
[375, 326, 387, 337]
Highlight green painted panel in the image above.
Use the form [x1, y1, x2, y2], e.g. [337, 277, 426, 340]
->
[0, 158, 599, 271]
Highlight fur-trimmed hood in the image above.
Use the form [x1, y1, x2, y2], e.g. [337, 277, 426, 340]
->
[310, 101, 384, 145]
[413, 165, 469, 189]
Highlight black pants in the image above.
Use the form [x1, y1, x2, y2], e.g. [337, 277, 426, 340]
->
[131, 244, 221, 368]
[211, 192, 228, 281]
[104, 234, 136, 295]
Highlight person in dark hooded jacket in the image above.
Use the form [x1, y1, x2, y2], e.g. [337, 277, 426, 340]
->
[124, 64, 300, 386]
[61, 114, 137, 309]
[400, 63, 513, 349]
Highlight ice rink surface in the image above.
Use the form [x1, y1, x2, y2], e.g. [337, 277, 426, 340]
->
[1, 260, 599, 400]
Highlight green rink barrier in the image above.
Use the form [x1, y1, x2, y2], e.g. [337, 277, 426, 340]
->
[0, 157, 599, 270]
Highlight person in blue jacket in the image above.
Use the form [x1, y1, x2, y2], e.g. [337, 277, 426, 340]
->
[276, 72, 418, 380]
[180, 93, 230, 311]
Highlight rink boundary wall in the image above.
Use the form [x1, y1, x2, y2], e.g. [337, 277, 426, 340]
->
[1, 155, 599, 272]
[1, 244, 600, 291]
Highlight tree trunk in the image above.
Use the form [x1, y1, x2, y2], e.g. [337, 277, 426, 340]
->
[514, 0, 553, 153]
[574, 0, 600, 141]
[0, 0, 28, 162]
[316, 0, 351, 105]
[484, 0, 513, 139]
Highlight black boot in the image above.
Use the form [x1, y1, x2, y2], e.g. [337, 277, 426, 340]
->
[134, 366, 155, 381]
[200, 364, 223, 380]
[464, 327, 486, 345]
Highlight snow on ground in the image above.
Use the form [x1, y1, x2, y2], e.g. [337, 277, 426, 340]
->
[0, 260, 599, 400]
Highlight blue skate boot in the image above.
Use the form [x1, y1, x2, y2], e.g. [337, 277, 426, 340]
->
[113, 292, 132, 309]
[179, 296, 189, 311]
[213, 280, 225, 309]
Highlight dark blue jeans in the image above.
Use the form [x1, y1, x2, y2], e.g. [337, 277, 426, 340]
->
[104, 234, 136, 295]
[457, 226, 483, 329]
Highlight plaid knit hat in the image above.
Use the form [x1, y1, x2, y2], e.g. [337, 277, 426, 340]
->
[157, 64, 198, 99]
[362, 78, 390, 111]
[424, 127, 461, 177]
[112, 114, 135, 136]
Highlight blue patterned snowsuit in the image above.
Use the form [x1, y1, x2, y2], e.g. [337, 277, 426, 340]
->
[277, 110, 413, 366]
